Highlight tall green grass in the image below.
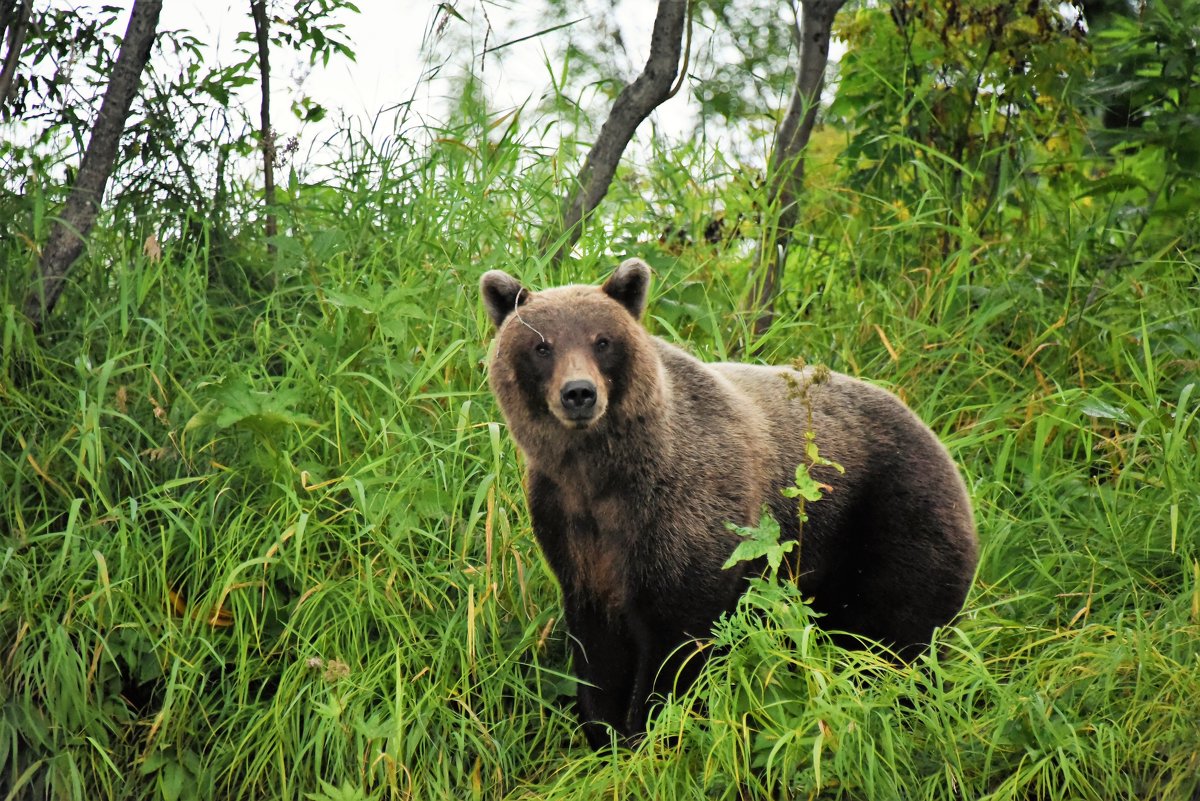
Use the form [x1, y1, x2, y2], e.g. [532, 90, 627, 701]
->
[2, 109, 1198, 800]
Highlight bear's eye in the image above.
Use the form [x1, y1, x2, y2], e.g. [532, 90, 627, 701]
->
[534, 342, 552, 358]
[595, 337, 610, 352]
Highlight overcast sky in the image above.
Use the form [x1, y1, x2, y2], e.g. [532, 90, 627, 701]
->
[158, 0, 699, 169]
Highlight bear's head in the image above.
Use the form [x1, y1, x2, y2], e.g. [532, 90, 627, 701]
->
[480, 259, 663, 445]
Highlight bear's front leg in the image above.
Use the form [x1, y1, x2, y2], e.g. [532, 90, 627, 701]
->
[567, 600, 656, 749]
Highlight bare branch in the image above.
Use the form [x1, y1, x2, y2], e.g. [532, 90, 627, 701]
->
[0, 0, 31, 113]
[749, 0, 847, 340]
[23, 0, 162, 330]
[543, 0, 688, 262]
[250, 0, 277, 256]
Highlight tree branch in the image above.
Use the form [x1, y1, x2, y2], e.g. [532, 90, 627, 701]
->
[23, 0, 162, 330]
[749, 0, 846, 340]
[542, 0, 688, 262]
[250, 0, 276, 256]
[0, 0, 32, 116]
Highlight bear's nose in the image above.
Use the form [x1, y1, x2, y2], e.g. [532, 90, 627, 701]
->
[561, 380, 597, 413]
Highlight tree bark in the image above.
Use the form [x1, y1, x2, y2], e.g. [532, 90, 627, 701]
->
[542, 0, 688, 262]
[749, 0, 846, 339]
[0, 0, 32, 114]
[22, 0, 162, 330]
[250, 0, 276, 256]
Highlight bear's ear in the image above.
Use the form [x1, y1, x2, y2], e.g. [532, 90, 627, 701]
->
[480, 270, 528, 329]
[602, 258, 651, 319]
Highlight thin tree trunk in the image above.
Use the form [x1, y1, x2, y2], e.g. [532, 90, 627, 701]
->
[23, 0, 162, 330]
[0, 0, 32, 114]
[250, 0, 276, 256]
[542, 0, 688, 262]
[749, 0, 846, 339]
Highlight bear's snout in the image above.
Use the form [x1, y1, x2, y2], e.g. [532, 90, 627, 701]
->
[560, 379, 598, 420]
[541, 348, 608, 429]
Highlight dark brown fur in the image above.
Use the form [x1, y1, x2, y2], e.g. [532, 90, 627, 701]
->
[480, 260, 978, 748]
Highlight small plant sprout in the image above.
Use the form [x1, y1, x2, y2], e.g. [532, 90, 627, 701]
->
[724, 509, 796, 581]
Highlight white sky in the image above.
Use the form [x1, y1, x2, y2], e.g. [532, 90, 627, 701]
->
[157, 0, 700, 168]
[8, 1, 850, 185]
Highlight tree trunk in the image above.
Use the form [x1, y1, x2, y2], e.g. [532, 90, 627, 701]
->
[0, 0, 32, 114]
[22, 0, 162, 330]
[250, 0, 276, 256]
[749, 0, 846, 339]
[542, 0, 688, 262]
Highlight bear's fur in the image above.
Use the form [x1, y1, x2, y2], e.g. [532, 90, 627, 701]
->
[480, 259, 978, 748]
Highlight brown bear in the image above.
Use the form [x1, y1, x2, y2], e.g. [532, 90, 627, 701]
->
[480, 259, 977, 748]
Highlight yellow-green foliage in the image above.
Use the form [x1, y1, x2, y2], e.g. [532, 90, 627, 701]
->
[2, 32, 1199, 801]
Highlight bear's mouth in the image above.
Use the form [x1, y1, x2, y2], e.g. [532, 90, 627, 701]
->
[549, 408, 602, 430]
[561, 413, 598, 430]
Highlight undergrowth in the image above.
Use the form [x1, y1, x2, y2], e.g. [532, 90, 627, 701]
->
[2, 110, 1198, 800]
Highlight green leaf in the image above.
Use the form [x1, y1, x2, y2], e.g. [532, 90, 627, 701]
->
[723, 537, 776, 569]
[1079, 397, 1131, 423]
[1075, 173, 1148, 199]
[185, 376, 319, 439]
[161, 760, 186, 801]
[724, 511, 795, 572]
[784, 463, 826, 502]
[304, 779, 369, 801]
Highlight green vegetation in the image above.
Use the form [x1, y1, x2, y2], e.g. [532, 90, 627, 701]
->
[3, 2, 1199, 799]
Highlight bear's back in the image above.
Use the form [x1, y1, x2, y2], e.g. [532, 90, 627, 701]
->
[709, 359, 977, 648]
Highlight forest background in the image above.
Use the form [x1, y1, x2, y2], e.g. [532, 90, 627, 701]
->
[1, 0, 1198, 798]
